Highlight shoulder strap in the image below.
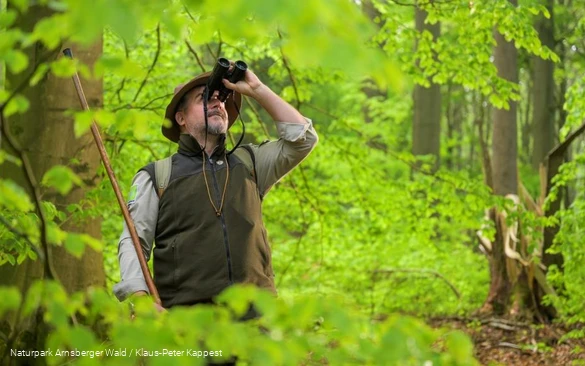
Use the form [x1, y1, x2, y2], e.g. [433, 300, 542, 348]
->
[154, 156, 173, 198]
[233, 145, 263, 200]
[233, 145, 257, 182]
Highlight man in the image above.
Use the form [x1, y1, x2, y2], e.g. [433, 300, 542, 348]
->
[113, 65, 318, 312]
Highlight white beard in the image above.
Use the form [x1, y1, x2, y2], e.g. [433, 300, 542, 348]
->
[206, 118, 227, 135]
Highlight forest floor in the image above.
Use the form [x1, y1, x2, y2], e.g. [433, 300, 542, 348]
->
[428, 317, 585, 365]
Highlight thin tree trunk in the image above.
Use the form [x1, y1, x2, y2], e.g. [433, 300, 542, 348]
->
[522, 73, 532, 164]
[531, 0, 555, 170]
[413, 2, 441, 172]
[484, 0, 519, 314]
[446, 83, 454, 170]
[361, 0, 388, 152]
[452, 86, 464, 170]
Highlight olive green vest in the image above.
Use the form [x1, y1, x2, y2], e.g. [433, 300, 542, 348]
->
[142, 134, 276, 308]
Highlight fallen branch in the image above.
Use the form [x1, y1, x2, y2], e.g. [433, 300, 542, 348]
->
[373, 268, 461, 299]
[489, 321, 516, 331]
[498, 342, 522, 350]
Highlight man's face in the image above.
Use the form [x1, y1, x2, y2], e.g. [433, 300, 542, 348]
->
[175, 85, 229, 138]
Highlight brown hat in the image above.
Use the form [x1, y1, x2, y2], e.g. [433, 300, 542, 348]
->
[163, 71, 242, 142]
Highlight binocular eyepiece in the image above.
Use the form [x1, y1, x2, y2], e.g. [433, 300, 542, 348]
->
[207, 57, 247, 102]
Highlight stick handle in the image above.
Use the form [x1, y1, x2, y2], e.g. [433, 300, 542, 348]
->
[63, 48, 161, 305]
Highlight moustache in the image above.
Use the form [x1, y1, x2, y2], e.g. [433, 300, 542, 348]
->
[207, 109, 226, 119]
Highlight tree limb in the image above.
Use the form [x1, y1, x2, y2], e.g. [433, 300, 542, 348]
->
[373, 268, 461, 299]
[111, 40, 130, 105]
[185, 40, 207, 72]
[242, 96, 271, 138]
[277, 29, 302, 110]
[132, 24, 161, 103]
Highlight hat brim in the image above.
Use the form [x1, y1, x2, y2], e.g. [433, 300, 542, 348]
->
[163, 71, 242, 143]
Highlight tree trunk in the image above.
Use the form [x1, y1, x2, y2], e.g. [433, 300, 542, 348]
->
[445, 84, 464, 170]
[0, 4, 105, 358]
[413, 2, 441, 172]
[521, 74, 532, 164]
[531, 0, 555, 170]
[484, 0, 519, 315]
[360, 0, 389, 152]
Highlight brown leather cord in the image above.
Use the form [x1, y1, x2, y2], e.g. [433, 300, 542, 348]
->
[202, 153, 230, 216]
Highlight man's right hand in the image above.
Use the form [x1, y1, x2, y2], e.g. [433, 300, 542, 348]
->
[131, 291, 166, 313]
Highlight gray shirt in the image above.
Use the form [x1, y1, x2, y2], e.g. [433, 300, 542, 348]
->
[113, 119, 318, 301]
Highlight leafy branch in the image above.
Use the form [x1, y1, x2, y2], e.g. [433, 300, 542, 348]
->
[0, 111, 57, 281]
[111, 39, 130, 105]
[132, 24, 162, 104]
[277, 29, 302, 110]
[0, 214, 43, 261]
[185, 40, 207, 72]
[0, 48, 62, 282]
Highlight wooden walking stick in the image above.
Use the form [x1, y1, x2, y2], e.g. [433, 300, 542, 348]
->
[63, 48, 161, 305]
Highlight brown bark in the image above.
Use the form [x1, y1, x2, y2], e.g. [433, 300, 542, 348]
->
[0, 4, 105, 358]
[413, 3, 441, 172]
[485, 0, 519, 314]
[483, 210, 513, 315]
[543, 122, 585, 268]
[446, 84, 464, 170]
[521, 74, 532, 164]
[531, 0, 555, 170]
[476, 92, 493, 190]
[361, 0, 388, 153]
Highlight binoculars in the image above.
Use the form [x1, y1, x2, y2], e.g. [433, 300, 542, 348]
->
[207, 57, 248, 102]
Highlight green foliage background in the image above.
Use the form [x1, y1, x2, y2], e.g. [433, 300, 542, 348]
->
[1, 0, 585, 364]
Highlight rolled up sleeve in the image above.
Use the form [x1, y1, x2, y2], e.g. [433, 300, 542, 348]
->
[252, 117, 318, 197]
[112, 170, 159, 301]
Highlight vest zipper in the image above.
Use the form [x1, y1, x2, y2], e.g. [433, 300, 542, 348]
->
[208, 156, 234, 284]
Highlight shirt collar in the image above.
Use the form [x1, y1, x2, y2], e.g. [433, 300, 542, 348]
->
[177, 133, 227, 158]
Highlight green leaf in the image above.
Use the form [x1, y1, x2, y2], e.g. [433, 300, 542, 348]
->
[3, 50, 29, 74]
[9, 0, 29, 12]
[46, 222, 67, 246]
[216, 285, 257, 317]
[22, 281, 44, 317]
[4, 94, 30, 118]
[0, 90, 8, 104]
[64, 233, 103, 258]
[64, 233, 86, 258]
[0, 287, 21, 317]
[31, 15, 68, 50]
[67, 326, 98, 352]
[41, 166, 84, 195]
[0, 10, 17, 28]
[29, 63, 50, 87]
[105, 0, 140, 43]
[0, 179, 34, 212]
[160, 7, 187, 39]
[17, 251, 28, 265]
[73, 110, 96, 137]
[5, 254, 16, 265]
[50, 57, 77, 78]
[445, 330, 475, 363]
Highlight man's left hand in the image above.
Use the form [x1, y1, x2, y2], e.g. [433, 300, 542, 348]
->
[222, 68, 267, 100]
